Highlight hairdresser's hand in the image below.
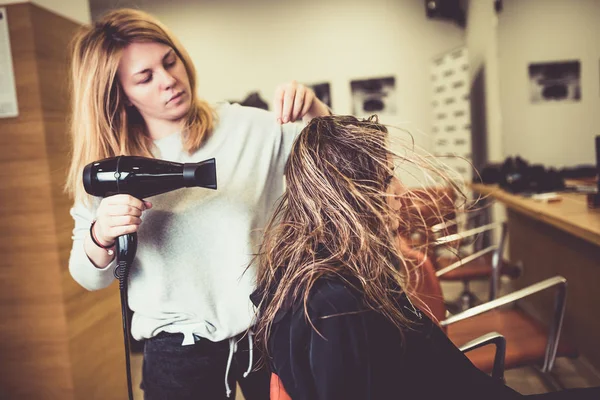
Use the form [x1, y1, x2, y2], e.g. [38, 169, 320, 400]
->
[93, 194, 152, 245]
[274, 80, 331, 125]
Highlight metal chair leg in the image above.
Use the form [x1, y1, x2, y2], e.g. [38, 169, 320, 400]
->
[445, 281, 480, 313]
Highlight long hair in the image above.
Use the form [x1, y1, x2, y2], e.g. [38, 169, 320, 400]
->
[65, 8, 215, 203]
[254, 115, 442, 356]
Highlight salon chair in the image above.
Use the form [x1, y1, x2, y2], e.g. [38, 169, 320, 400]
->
[400, 187, 520, 312]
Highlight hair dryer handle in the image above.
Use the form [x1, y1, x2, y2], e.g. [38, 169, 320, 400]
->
[114, 233, 138, 289]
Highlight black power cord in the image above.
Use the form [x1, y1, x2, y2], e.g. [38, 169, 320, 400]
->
[114, 233, 138, 400]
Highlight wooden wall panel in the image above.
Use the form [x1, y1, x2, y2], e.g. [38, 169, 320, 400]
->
[29, 5, 129, 398]
[0, 4, 73, 398]
[0, 4, 128, 399]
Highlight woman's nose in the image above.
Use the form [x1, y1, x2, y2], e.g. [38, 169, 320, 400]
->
[158, 68, 177, 90]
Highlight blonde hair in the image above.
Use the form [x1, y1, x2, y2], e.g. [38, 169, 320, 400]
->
[65, 8, 215, 203]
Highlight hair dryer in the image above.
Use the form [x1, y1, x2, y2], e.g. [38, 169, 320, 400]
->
[82, 155, 217, 400]
[83, 155, 217, 198]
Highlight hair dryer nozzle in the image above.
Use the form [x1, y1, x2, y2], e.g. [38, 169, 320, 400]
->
[183, 158, 217, 190]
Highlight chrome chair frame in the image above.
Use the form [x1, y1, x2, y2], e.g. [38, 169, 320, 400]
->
[441, 276, 568, 373]
[433, 222, 508, 302]
[459, 332, 506, 381]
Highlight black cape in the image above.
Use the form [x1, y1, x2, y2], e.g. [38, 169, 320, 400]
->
[251, 277, 599, 400]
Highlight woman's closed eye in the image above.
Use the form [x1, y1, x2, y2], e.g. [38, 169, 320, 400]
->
[164, 57, 177, 69]
[384, 169, 396, 187]
[384, 175, 394, 186]
[135, 60, 176, 85]
[138, 74, 152, 84]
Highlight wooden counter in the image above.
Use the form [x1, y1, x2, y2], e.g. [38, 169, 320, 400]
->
[471, 183, 600, 247]
[471, 183, 600, 373]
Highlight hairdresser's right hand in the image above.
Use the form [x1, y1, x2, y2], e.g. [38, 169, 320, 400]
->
[93, 194, 152, 245]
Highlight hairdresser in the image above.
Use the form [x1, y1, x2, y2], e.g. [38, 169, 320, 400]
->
[64, 8, 330, 400]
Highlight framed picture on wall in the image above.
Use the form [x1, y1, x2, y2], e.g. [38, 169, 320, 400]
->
[307, 82, 332, 108]
[228, 91, 269, 110]
[350, 76, 396, 116]
[528, 60, 581, 103]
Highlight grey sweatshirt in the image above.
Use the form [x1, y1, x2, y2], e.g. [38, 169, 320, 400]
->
[68, 103, 302, 345]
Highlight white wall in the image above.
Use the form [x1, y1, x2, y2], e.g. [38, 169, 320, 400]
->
[0, 0, 90, 23]
[91, 0, 465, 157]
[498, 0, 600, 168]
[466, 0, 503, 164]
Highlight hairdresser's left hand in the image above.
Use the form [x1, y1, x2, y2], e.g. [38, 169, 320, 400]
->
[274, 80, 331, 125]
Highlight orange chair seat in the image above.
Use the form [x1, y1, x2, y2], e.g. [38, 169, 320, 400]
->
[436, 253, 520, 281]
[447, 308, 578, 373]
[270, 373, 292, 400]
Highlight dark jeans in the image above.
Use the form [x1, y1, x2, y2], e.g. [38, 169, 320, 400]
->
[141, 331, 270, 400]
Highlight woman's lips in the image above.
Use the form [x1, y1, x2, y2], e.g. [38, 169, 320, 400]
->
[167, 91, 184, 104]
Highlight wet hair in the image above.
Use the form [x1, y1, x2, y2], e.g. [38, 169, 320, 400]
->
[253, 114, 461, 356]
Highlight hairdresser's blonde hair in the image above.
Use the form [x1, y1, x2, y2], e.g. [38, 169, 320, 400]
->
[65, 8, 214, 203]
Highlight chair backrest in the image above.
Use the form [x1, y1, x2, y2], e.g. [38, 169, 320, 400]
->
[400, 187, 504, 278]
[397, 237, 447, 329]
[398, 186, 459, 259]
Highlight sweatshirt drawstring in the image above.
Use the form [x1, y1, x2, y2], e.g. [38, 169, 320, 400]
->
[225, 338, 237, 398]
[243, 330, 254, 378]
[224, 331, 255, 397]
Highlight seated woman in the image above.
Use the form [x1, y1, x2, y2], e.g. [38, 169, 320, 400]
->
[250, 115, 599, 400]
